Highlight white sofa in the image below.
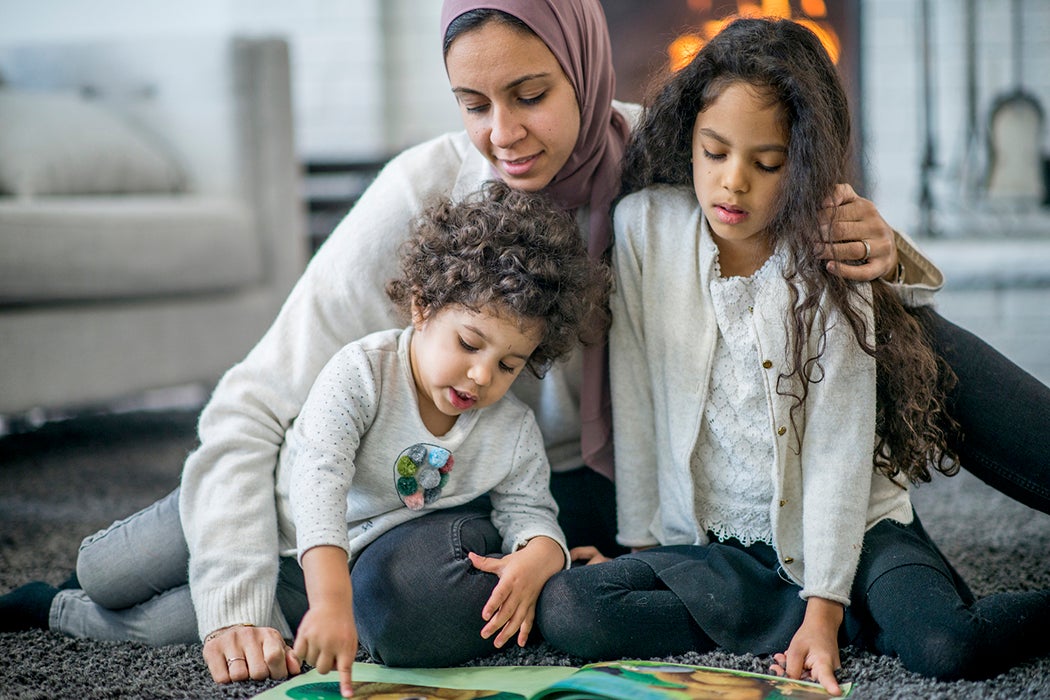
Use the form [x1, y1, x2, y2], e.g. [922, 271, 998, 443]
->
[0, 36, 308, 417]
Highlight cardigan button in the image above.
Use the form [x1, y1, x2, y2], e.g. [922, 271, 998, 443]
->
[762, 360, 773, 369]
[779, 499, 787, 507]
[783, 557, 795, 564]
[777, 426, 787, 436]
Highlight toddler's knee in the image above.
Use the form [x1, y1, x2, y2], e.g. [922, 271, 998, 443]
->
[363, 634, 495, 668]
[353, 557, 496, 668]
[356, 598, 494, 668]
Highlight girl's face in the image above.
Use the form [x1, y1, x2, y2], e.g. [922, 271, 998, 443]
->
[445, 20, 582, 192]
[409, 303, 542, 436]
[691, 82, 787, 266]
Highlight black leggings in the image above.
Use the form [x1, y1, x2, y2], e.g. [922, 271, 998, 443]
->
[920, 308, 1050, 514]
[538, 555, 718, 660]
[537, 517, 1050, 681]
[863, 564, 1050, 680]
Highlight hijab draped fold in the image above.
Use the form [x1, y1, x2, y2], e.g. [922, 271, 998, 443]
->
[441, 0, 628, 480]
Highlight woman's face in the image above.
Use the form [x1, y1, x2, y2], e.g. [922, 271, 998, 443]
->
[445, 19, 581, 192]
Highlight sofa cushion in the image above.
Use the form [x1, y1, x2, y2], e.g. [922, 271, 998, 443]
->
[0, 196, 265, 303]
[0, 89, 185, 197]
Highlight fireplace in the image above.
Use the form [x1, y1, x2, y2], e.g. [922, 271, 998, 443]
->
[600, 0, 863, 184]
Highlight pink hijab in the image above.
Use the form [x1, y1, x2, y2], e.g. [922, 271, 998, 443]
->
[441, 0, 628, 480]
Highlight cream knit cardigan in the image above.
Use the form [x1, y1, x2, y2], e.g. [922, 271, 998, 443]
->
[610, 185, 914, 605]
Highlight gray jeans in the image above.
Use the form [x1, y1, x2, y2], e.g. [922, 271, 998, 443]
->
[50, 488, 307, 645]
[52, 488, 509, 667]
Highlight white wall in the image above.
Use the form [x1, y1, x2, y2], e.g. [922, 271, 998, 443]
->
[227, 0, 461, 160]
[0, 0, 461, 160]
[862, 0, 1050, 235]
[0, 0, 233, 41]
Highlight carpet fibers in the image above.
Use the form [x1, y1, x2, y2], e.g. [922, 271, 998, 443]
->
[1, 409, 1048, 699]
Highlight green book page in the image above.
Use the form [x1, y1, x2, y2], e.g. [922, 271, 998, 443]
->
[532, 661, 853, 700]
[255, 660, 852, 699]
[253, 662, 579, 699]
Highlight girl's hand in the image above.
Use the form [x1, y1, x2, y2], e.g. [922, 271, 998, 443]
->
[468, 536, 565, 649]
[819, 184, 898, 282]
[203, 624, 301, 684]
[770, 597, 844, 697]
[293, 604, 357, 698]
[569, 545, 611, 565]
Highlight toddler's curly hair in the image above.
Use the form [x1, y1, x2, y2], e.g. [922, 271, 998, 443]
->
[386, 180, 611, 378]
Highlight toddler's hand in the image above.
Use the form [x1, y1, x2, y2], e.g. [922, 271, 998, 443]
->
[293, 605, 357, 698]
[468, 536, 565, 649]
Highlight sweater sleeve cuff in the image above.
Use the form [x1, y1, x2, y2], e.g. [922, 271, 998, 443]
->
[799, 586, 852, 608]
[893, 228, 944, 307]
[509, 528, 570, 571]
[194, 579, 289, 641]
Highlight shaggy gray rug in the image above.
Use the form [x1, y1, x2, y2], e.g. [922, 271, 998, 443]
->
[1, 408, 1048, 699]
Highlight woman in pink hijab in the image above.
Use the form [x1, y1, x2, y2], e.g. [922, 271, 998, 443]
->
[7, 0, 1045, 693]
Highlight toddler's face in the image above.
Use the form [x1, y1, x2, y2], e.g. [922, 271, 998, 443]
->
[691, 82, 787, 268]
[409, 303, 542, 434]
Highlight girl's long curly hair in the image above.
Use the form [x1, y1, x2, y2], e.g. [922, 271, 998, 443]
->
[386, 180, 611, 379]
[622, 17, 959, 483]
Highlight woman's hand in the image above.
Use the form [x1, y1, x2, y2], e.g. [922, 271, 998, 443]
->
[819, 184, 899, 282]
[203, 624, 301, 685]
[468, 536, 565, 649]
[770, 597, 844, 696]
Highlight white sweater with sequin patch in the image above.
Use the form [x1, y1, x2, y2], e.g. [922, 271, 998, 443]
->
[276, 326, 567, 579]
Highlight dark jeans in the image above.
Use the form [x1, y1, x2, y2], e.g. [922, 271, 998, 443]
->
[282, 469, 620, 666]
[920, 308, 1050, 514]
[349, 500, 506, 667]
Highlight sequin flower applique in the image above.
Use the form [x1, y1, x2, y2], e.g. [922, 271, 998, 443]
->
[394, 443, 454, 511]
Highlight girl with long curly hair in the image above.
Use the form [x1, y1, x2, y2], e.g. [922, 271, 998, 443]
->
[538, 17, 1050, 695]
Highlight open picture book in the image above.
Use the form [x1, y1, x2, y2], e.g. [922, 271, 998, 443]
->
[255, 659, 853, 699]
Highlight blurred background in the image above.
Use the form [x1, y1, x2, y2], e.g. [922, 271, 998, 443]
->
[1, 0, 1048, 427]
